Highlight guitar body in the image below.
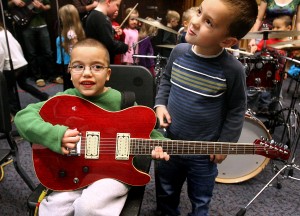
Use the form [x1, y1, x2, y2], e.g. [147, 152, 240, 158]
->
[9, 7, 32, 26]
[32, 95, 157, 191]
[7, 1, 38, 26]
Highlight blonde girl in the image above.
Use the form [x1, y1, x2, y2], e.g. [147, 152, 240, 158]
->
[57, 4, 85, 90]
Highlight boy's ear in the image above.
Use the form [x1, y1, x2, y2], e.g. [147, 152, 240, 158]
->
[220, 37, 239, 48]
[106, 68, 112, 81]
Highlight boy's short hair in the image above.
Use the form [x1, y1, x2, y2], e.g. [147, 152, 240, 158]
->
[222, 0, 258, 40]
[72, 38, 110, 66]
[274, 15, 293, 27]
[166, 10, 180, 22]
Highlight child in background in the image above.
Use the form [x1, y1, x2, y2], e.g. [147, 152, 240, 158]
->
[57, 4, 85, 90]
[177, 7, 198, 44]
[251, 15, 292, 53]
[160, 10, 180, 57]
[111, 10, 125, 64]
[154, 0, 258, 215]
[0, 23, 48, 117]
[122, 7, 139, 65]
[14, 38, 169, 215]
[138, 17, 158, 77]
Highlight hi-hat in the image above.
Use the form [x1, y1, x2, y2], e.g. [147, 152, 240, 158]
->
[156, 44, 176, 49]
[137, 18, 179, 35]
[243, 30, 300, 39]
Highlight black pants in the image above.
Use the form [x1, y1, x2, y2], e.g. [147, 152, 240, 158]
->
[4, 65, 48, 115]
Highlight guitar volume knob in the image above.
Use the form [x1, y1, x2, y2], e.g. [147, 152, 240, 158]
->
[73, 177, 79, 184]
[82, 166, 89, 173]
[59, 170, 66, 178]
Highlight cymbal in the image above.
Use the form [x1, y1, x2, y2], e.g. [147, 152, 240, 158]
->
[156, 44, 176, 49]
[269, 39, 300, 46]
[243, 30, 300, 39]
[137, 18, 179, 35]
[268, 43, 300, 51]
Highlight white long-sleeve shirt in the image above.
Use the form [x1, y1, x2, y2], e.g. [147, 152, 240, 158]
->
[0, 29, 27, 71]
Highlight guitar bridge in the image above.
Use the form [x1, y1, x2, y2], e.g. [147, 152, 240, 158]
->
[116, 133, 130, 160]
[68, 133, 82, 156]
[85, 131, 100, 159]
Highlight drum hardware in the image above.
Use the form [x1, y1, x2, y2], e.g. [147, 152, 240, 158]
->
[236, 127, 299, 216]
[132, 54, 168, 92]
[236, 57, 300, 216]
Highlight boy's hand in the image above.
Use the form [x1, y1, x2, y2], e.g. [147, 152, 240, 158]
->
[61, 129, 80, 155]
[156, 106, 171, 128]
[210, 154, 227, 164]
[151, 146, 170, 161]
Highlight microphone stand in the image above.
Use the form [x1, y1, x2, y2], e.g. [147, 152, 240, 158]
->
[0, 0, 21, 111]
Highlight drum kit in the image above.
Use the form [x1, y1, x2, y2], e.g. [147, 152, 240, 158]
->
[231, 30, 300, 216]
[132, 18, 178, 90]
[134, 18, 300, 188]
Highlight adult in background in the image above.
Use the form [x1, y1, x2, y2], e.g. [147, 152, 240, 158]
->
[248, 0, 300, 52]
[0, 23, 48, 118]
[85, 0, 128, 64]
[8, 0, 61, 87]
[72, 0, 98, 27]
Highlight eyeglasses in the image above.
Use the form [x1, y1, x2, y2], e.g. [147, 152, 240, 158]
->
[69, 64, 110, 74]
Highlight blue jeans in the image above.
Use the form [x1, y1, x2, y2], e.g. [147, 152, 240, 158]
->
[155, 155, 218, 216]
[22, 26, 55, 80]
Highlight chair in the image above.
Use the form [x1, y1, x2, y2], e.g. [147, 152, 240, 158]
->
[0, 72, 35, 191]
[27, 65, 156, 215]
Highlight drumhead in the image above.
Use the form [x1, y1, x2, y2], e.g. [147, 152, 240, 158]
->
[215, 115, 271, 183]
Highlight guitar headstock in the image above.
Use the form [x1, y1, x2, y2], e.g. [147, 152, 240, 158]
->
[254, 138, 290, 160]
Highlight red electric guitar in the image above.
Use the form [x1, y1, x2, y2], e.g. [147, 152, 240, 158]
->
[32, 95, 290, 191]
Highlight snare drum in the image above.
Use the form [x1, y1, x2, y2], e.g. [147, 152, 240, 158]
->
[239, 56, 279, 88]
[215, 114, 271, 183]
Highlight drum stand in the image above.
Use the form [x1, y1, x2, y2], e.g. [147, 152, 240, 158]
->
[132, 54, 167, 94]
[236, 126, 300, 216]
[236, 59, 300, 216]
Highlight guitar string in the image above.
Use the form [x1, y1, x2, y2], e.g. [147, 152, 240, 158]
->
[71, 140, 287, 155]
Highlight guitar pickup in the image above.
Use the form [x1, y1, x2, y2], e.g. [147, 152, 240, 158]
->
[85, 131, 100, 159]
[116, 133, 130, 160]
[68, 133, 82, 156]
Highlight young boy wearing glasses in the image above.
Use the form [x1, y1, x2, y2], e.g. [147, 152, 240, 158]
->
[14, 38, 169, 215]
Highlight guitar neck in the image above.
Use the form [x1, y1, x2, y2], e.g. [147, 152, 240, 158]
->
[130, 139, 255, 155]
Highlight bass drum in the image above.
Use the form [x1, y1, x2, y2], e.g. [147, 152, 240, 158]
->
[215, 114, 271, 183]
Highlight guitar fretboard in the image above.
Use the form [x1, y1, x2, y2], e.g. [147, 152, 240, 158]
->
[130, 139, 255, 155]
